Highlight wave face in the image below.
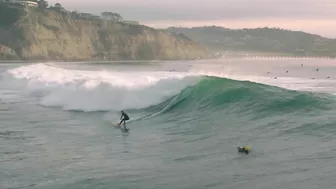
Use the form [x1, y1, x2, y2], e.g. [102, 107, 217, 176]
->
[162, 76, 333, 114]
[140, 76, 336, 135]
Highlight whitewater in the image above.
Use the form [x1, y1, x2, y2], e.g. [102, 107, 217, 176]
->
[1, 59, 336, 189]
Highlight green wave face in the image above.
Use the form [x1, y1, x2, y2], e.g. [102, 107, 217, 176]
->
[140, 76, 336, 137]
[152, 76, 331, 114]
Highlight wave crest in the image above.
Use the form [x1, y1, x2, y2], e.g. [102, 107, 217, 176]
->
[5, 63, 200, 111]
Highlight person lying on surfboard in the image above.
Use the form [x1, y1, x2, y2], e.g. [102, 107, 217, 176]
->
[118, 110, 130, 130]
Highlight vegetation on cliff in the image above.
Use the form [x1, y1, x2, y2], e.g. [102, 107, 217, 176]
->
[167, 26, 336, 57]
[0, 3, 209, 61]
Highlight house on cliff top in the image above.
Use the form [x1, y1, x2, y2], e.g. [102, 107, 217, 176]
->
[0, 0, 38, 7]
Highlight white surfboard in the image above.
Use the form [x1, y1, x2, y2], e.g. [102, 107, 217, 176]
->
[111, 123, 129, 132]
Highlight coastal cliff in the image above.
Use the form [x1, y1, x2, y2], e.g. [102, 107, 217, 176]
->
[0, 4, 209, 61]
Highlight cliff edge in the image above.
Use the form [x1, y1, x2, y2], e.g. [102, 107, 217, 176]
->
[0, 4, 209, 61]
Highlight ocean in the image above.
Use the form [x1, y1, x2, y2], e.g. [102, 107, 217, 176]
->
[1, 59, 336, 189]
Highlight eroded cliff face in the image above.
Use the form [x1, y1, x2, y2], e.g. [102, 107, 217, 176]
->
[0, 4, 209, 61]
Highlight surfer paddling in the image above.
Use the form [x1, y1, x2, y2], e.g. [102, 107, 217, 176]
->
[119, 110, 130, 131]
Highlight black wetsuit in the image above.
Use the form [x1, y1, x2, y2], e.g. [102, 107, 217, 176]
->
[119, 112, 130, 129]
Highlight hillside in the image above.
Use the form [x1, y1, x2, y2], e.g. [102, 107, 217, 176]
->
[0, 4, 209, 61]
[166, 26, 336, 57]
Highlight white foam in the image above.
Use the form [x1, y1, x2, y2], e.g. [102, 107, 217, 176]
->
[5, 64, 200, 111]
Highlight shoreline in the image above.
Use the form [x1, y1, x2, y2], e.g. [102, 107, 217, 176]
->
[0, 56, 335, 64]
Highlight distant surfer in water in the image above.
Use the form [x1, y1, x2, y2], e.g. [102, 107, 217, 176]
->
[238, 146, 249, 154]
[119, 110, 130, 131]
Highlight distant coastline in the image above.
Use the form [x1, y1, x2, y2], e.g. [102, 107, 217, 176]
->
[166, 26, 336, 58]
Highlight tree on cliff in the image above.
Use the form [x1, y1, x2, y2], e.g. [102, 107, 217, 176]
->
[113, 13, 122, 22]
[55, 3, 61, 8]
[37, 0, 48, 8]
[101, 12, 123, 22]
[53, 2, 67, 12]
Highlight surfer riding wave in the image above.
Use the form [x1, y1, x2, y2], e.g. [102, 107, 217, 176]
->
[119, 110, 130, 131]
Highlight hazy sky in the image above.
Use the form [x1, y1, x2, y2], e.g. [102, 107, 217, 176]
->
[49, 0, 336, 38]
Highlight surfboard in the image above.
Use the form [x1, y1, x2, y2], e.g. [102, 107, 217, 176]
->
[111, 123, 129, 132]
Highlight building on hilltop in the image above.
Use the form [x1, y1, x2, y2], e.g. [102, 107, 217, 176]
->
[1, 0, 38, 7]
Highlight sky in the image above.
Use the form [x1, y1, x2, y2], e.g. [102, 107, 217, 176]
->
[48, 0, 336, 38]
